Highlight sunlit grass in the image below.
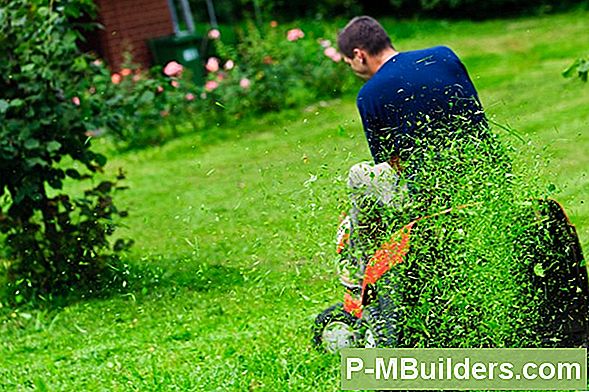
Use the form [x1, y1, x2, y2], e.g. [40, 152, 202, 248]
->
[1, 10, 588, 391]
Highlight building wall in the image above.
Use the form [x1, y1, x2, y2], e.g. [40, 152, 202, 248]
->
[95, 0, 174, 70]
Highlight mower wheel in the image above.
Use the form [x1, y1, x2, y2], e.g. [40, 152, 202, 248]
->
[313, 303, 358, 353]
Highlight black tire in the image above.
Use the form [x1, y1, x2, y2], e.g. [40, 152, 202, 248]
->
[526, 199, 589, 346]
[363, 273, 401, 348]
[313, 303, 358, 353]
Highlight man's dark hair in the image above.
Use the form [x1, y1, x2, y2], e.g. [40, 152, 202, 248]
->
[337, 16, 393, 59]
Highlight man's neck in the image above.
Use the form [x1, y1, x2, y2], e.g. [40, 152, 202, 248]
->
[367, 47, 399, 77]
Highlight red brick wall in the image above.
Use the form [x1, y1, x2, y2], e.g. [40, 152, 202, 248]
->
[95, 0, 174, 70]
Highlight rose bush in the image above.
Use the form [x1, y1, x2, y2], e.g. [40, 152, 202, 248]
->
[192, 21, 356, 122]
[89, 21, 356, 149]
[0, 0, 133, 303]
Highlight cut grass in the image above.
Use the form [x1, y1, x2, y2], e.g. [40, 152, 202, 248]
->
[1, 10, 588, 391]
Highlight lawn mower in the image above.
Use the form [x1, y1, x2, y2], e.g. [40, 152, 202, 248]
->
[312, 198, 589, 353]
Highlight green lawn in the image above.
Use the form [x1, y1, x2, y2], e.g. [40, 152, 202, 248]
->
[1, 11, 589, 391]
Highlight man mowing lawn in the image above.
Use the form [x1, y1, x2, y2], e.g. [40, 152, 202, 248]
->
[337, 15, 488, 174]
[312, 15, 589, 353]
[336, 15, 498, 266]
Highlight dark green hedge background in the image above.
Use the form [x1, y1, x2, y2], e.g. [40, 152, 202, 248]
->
[187, 0, 588, 23]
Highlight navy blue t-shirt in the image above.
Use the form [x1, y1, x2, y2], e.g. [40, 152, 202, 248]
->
[357, 46, 486, 164]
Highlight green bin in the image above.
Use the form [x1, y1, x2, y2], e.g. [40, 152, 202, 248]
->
[148, 33, 204, 84]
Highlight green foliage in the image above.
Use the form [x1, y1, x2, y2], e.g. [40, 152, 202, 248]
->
[188, 0, 586, 22]
[202, 22, 355, 120]
[386, 0, 587, 18]
[188, 0, 361, 23]
[93, 59, 202, 150]
[563, 56, 589, 82]
[92, 23, 356, 149]
[0, 0, 132, 302]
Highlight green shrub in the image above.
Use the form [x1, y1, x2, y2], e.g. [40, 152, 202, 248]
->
[199, 22, 356, 121]
[90, 22, 356, 149]
[94, 58, 203, 150]
[0, 0, 132, 303]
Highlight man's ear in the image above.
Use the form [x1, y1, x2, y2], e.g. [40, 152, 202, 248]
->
[353, 48, 366, 64]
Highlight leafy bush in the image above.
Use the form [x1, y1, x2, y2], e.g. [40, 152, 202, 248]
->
[199, 22, 356, 121]
[91, 58, 202, 150]
[90, 22, 355, 149]
[0, 0, 132, 303]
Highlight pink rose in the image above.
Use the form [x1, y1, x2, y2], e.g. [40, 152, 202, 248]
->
[111, 73, 122, 84]
[163, 61, 183, 77]
[330, 52, 342, 62]
[171, 80, 179, 88]
[185, 93, 195, 101]
[324, 47, 337, 58]
[208, 29, 221, 40]
[156, 85, 164, 93]
[205, 80, 219, 91]
[239, 78, 251, 89]
[72, 96, 80, 106]
[224, 60, 234, 70]
[205, 57, 219, 73]
[323, 47, 342, 62]
[121, 68, 132, 76]
[287, 28, 304, 42]
[270, 20, 278, 28]
[92, 59, 103, 66]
